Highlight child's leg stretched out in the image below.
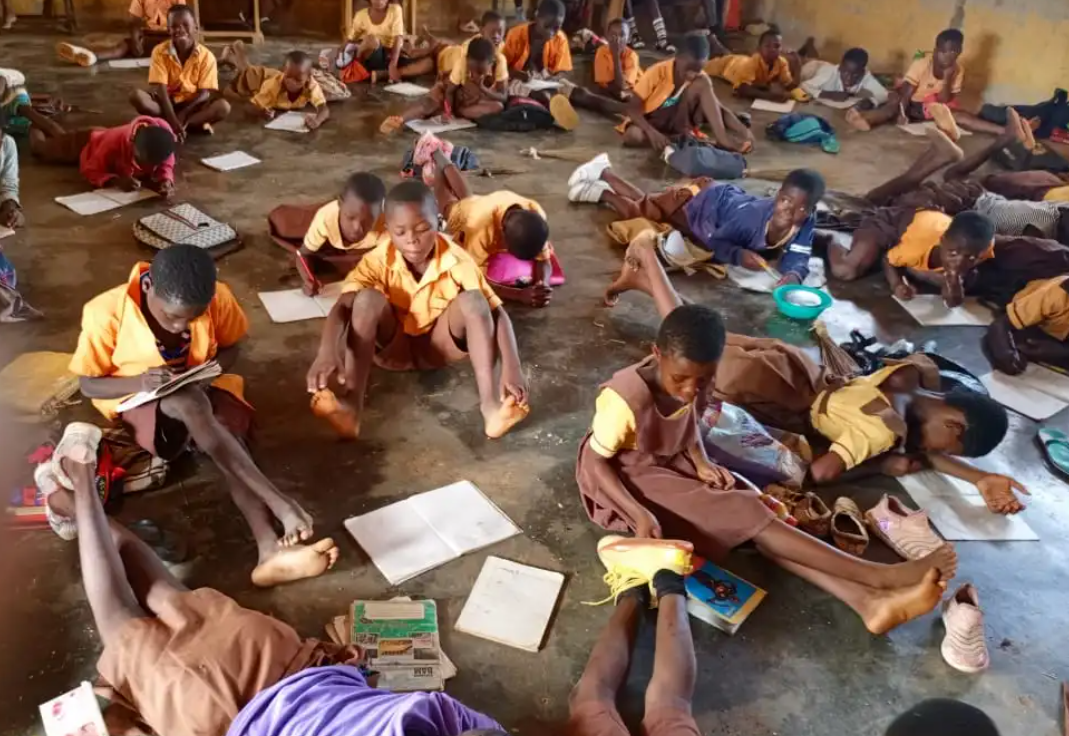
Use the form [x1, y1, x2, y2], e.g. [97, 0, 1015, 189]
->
[864, 126, 965, 206]
[604, 232, 684, 314]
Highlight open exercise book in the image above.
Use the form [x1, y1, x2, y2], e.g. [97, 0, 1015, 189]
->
[115, 360, 222, 413]
[456, 556, 564, 652]
[980, 364, 1069, 420]
[894, 295, 994, 326]
[265, 111, 310, 133]
[344, 480, 520, 585]
[55, 187, 157, 216]
[898, 471, 1038, 541]
[258, 281, 344, 323]
[351, 599, 446, 691]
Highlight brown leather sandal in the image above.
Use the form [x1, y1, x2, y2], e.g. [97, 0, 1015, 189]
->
[793, 492, 832, 538]
[830, 497, 869, 556]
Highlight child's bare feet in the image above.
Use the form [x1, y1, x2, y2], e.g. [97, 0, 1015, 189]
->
[863, 569, 945, 635]
[1007, 108, 1036, 151]
[483, 396, 530, 439]
[924, 125, 964, 165]
[311, 388, 361, 439]
[379, 115, 404, 135]
[845, 107, 871, 132]
[875, 543, 958, 588]
[277, 502, 315, 547]
[604, 234, 658, 306]
[251, 538, 339, 587]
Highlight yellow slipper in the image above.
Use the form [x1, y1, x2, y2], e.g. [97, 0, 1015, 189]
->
[549, 93, 579, 131]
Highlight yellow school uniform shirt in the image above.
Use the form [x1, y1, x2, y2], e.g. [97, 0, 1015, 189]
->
[448, 37, 510, 86]
[632, 59, 689, 114]
[705, 53, 792, 89]
[1007, 274, 1069, 340]
[341, 233, 503, 336]
[69, 263, 248, 420]
[1044, 185, 1069, 203]
[810, 363, 912, 470]
[446, 191, 551, 268]
[251, 70, 327, 111]
[502, 22, 573, 74]
[589, 387, 689, 458]
[904, 53, 964, 102]
[129, 0, 185, 32]
[303, 200, 386, 253]
[885, 210, 994, 271]
[593, 44, 642, 89]
[148, 41, 218, 103]
[348, 4, 404, 48]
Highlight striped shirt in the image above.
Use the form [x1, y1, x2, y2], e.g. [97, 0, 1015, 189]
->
[975, 191, 1068, 240]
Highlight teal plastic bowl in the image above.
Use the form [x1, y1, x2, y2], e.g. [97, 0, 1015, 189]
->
[772, 284, 832, 320]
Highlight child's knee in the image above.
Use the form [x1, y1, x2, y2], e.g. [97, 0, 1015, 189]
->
[129, 88, 148, 108]
[158, 387, 213, 423]
[622, 126, 645, 147]
[212, 97, 232, 120]
[351, 288, 389, 324]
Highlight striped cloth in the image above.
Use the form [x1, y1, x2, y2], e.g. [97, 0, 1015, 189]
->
[975, 191, 1068, 239]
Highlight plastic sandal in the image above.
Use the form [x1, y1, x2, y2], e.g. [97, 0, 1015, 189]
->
[793, 492, 831, 538]
[1037, 427, 1069, 480]
[830, 497, 869, 556]
[865, 494, 945, 560]
[51, 422, 102, 490]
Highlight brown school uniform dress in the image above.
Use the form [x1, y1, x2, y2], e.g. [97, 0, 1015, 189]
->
[576, 356, 775, 561]
[854, 179, 987, 256]
[983, 170, 1067, 202]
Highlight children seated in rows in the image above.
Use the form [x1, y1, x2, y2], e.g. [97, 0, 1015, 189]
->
[335, 0, 420, 85]
[63, 245, 333, 586]
[307, 181, 530, 440]
[432, 149, 558, 308]
[129, 5, 230, 139]
[30, 116, 177, 199]
[577, 301, 957, 634]
[705, 29, 795, 102]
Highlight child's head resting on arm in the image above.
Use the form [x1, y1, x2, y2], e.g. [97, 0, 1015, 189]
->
[146, 244, 217, 334]
[757, 28, 783, 67]
[466, 37, 497, 81]
[133, 125, 177, 170]
[676, 33, 711, 82]
[903, 386, 1008, 457]
[480, 11, 505, 47]
[773, 168, 825, 231]
[652, 304, 726, 405]
[934, 28, 964, 69]
[282, 50, 313, 95]
[839, 47, 869, 90]
[501, 207, 549, 262]
[384, 180, 440, 266]
[339, 171, 386, 242]
[167, 4, 197, 51]
[939, 210, 994, 274]
[535, 0, 565, 38]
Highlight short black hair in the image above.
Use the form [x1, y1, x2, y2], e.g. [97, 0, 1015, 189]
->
[284, 50, 312, 68]
[782, 169, 826, 210]
[342, 171, 386, 204]
[502, 209, 549, 260]
[842, 47, 869, 68]
[167, 4, 195, 21]
[480, 10, 503, 25]
[946, 387, 1009, 457]
[133, 125, 176, 166]
[467, 37, 496, 64]
[385, 180, 437, 217]
[936, 28, 964, 48]
[885, 699, 1000, 736]
[758, 28, 782, 45]
[656, 305, 726, 363]
[678, 33, 711, 62]
[536, 0, 565, 19]
[150, 244, 217, 307]
[946, 211, 995, 254]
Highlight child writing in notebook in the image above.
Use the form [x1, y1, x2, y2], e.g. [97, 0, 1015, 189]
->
[307, 181, 530, 440]
[577, 302, 958, 634]
[247, 51, 329, 129]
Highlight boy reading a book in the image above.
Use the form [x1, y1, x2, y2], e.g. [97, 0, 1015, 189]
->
[432, 150, 556, 308]
[307, 181, 530, 440]
[30, 115, 177, 199]
[66, 245, 333, 588]
[577, 301, 955, 634]
[602, 238, 1025, 515]
[129, 5, 230, 140]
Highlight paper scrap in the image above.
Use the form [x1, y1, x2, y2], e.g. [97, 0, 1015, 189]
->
[898, 471, 1038, 541]
[265, 111, 311, 133]
[384, 82, 431, 97]
[893, 295, 994, 326]
[752, 98, 795, 113]
[201, 151, 261, 171]
[108, 58, 152, 69]
[980, 371, 1068, 420]
[405, 116, 477, 135]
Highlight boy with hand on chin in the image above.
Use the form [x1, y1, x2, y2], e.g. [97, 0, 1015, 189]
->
[130, 5, 230, 140]
[307, 181, 530, 440]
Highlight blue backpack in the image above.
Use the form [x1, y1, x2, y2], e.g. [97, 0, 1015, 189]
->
[766, 113, 840, 154]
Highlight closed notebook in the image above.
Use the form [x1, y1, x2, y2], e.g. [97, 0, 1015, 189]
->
[685, 557, 765, 635]
[455, 556, 564, 652]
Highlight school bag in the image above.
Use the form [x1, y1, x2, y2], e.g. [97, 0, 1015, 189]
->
[475, 103, 557, 132]
[765, 113, 840, 154]
[665, 139, 746, 180]
[133, 203, 241, 259]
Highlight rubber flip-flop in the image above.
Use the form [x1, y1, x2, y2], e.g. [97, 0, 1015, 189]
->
[1037, 427, 1069, 480]
[550, 94, 579, 131]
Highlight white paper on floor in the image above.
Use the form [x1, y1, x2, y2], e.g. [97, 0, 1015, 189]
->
[898, 471, 1038, 541]
[897, 121, 972, 137]
[893, 295, 994, 326]
[265, 111, 310, 133]
[258, 281, 343, 323]
[384, 82, 431, 97]
[108, 58, 152, 69]
[405, 116, 477, 134]
[201, 151, 261, 171]
[55, 187, 158, 216]
[814, 97, 860, 110]
[752, 98, 795, 113]
[455, 556, 564, 652]
[980, 369, 1069, 420]
[726, 257, 826, 293]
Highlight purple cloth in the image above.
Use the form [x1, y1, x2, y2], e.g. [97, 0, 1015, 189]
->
[227, 665, 503, 736]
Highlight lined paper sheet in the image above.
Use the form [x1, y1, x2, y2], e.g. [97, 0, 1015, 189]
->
[455, 556, 564, 652]
[980, 371, 1068, 420]
[898, 471, 1038, 541]
[202, 151, 261, 171]
[265, 111, 310, 133]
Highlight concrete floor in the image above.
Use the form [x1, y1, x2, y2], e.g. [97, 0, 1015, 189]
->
[1, 34, 1067, 736]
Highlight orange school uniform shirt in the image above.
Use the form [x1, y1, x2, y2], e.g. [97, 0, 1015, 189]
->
[341, 233, 503, 336]
[593, 44, 642, 90]
[69, 263, 249, 419]
[129, 0, 185, 32]
[885, 210, 994, 271]
[705, 53, 792, 89]
[148, 41, 218, 103]
[1007, 275, 1069, 341]
[303, 200, 386, 252]
[903, 53, 964, 102]
[448, 37, 510, 86]
[251, 70, 327, 111]
[348, 4, 404, 47]
[445, 191, 552, 269]
[632, 59, 689, 114]
[502, 23, 572, 74]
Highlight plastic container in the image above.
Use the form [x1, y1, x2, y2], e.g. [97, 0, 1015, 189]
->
[772, 284, 832, 320]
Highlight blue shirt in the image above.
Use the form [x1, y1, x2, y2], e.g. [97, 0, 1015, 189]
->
[683, 183, 814, 280]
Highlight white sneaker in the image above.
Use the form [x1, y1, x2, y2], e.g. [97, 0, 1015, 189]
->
[568, 153, 611, 188]
[941, 583, 989, 673]
[569, 180, 611, 204]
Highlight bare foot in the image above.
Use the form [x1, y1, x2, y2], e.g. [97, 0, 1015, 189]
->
[924, 125, 964, 165]
[379, 115, 404, 135]
[604, 234, 658, 307]
[863, 569, 945, 635]
[875, 543, 958, 588]
[251, 538, 339, 587]
[1007, 107, 1036, 151]
[845, 107, 871, 132]
[483, 396, 530, 439]
[311, 388, 360, 439]
[47, 487, 75, 519]
[277, 502, 315, 547]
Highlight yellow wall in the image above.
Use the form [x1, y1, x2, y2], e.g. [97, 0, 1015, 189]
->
[761, 0, 1069, 105]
